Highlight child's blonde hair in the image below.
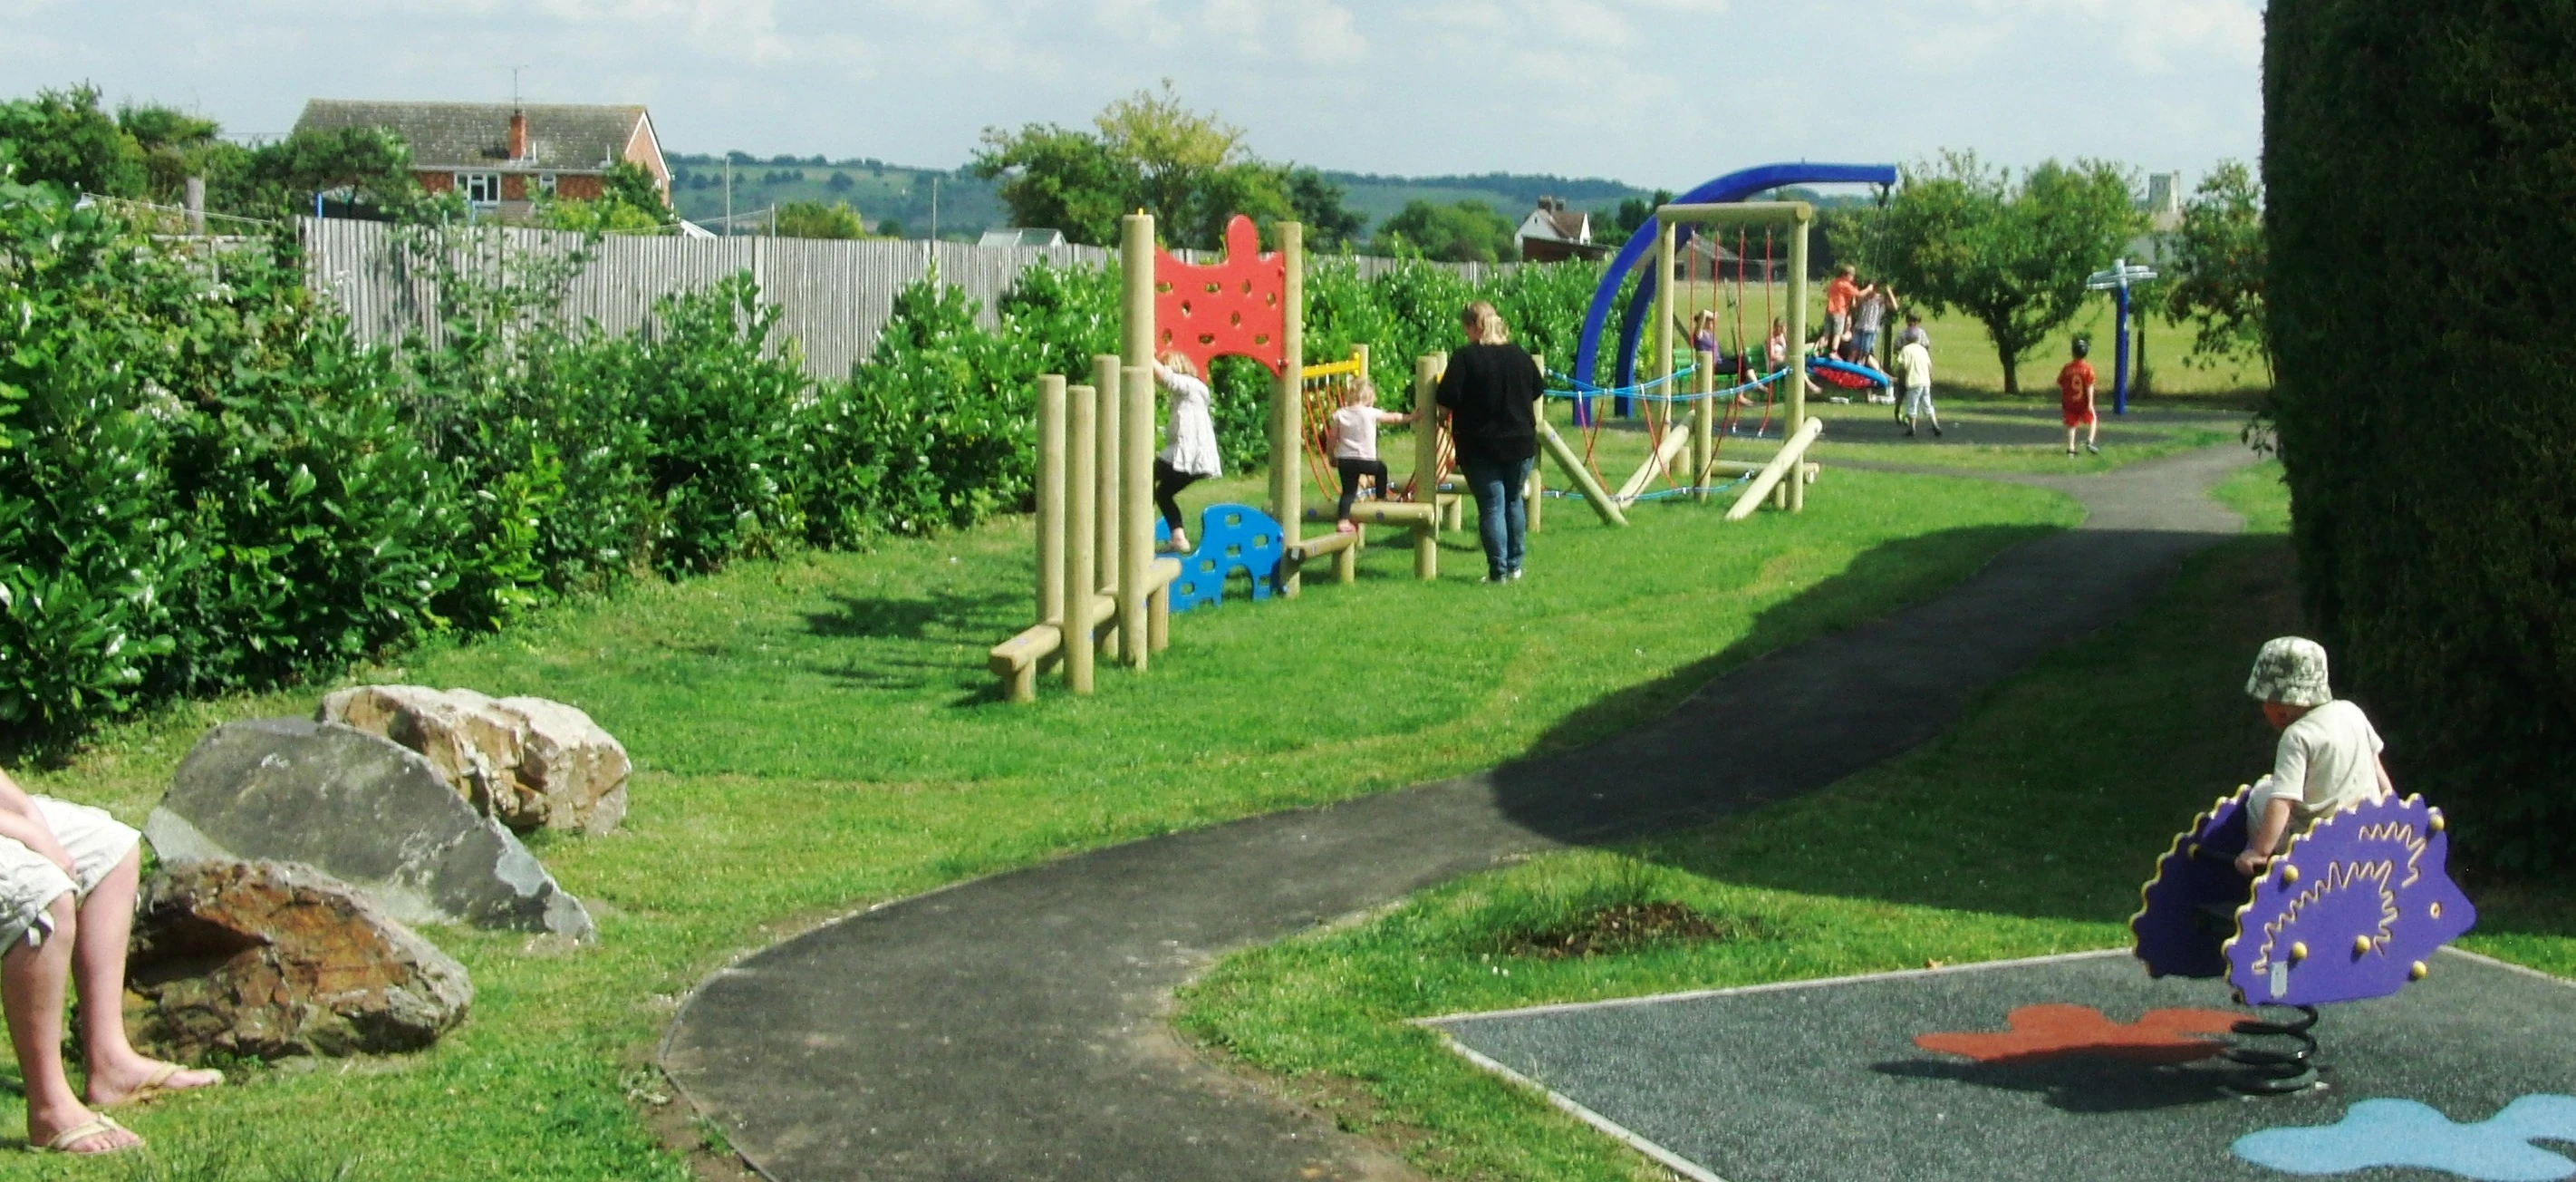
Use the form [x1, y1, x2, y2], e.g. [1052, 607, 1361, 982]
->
[1159, 350, 1200, 379]
[1344, 379, 1377, 405]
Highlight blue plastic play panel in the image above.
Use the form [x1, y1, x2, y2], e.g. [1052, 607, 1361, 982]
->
[1429, 949, 2576, 1181]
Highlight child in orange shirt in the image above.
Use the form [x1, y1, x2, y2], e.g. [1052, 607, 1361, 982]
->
[1823, 265, 1870, 350]
[2058, 338, 2098, 456]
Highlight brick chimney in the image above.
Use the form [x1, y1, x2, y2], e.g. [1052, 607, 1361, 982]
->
[508, 110, 528, 161]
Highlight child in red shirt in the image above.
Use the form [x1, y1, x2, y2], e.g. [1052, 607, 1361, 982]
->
[2058, 338, 2098, 455]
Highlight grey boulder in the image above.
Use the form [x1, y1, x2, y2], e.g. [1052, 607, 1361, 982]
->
[146, 718, 595, 941]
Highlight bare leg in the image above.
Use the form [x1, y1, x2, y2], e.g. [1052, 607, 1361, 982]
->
[5, 896, 136, 1152]
[74, 848, 217, 1105]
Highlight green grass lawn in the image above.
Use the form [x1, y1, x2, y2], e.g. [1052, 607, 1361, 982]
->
[1655, 279, 2267, 402]
[4, 464, 2075, 1179]
[1527, 393, 2233, 490]
[1172, 460, 2576, 1182]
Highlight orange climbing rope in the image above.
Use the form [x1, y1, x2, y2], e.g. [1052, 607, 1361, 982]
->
[1298, 350, 1368, 500]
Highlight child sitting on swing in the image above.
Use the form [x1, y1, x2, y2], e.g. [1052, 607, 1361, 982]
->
[1327, 380, 1412, 533]
[2234, 637, 2394, 876]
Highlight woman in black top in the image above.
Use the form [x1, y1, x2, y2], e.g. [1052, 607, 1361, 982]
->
[1435, 301, 1541, 582]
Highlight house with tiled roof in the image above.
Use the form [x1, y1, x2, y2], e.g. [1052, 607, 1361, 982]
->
[1517, 196, 1605, 263]
[292, 100, 670, 217]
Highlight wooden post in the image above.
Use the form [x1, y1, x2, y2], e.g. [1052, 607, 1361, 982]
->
[1273, 222, 1305, 598]
[1066, 383, 1098, 694]
[1121, 363, 1153, 668]
[1693, 350, 1715, 500]
[1118, 213, 1163, 664]
[1656, 218, 1677, 451]
[1413, 354, 1442, 580]
[1090, 354, 1122, 657]
[1122, 214, 1155, 366]
[1148, 567, 1172, 653]
[1727, 416, 1824, 520]
[1786, 208, 1811, 513]
[1035, 375, 1067, 685]
[1537, 420, 1626, 527]
[1008, 374, 1069, 703]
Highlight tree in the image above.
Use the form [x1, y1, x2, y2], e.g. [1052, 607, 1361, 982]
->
[773, 199, 867, 239]
[970, 124, 1131, 246]
[1863, 150, 2141, 393]
[972, 82, 1298, 250]
[1094, 79, 1246, 229]
[0, 85, 146, 197]
[1374, 199, 1519, 264]
[600, 161, 671, 220]
[1285, 168, 1365, 250]
[2161, 160, 2268, 382]
[117, 103, 220, 201]
[827, 170, 854, 192]
[203, 125, 416, 219]
[1606, 190, 1672, 240]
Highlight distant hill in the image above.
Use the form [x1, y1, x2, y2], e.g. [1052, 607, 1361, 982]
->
[664, 153, 1006, 240]
[1318, 170, 1653, 228]
[663, 152, 1667, 243]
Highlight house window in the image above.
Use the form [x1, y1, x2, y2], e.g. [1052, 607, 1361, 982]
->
[456, 172, 500, 205]
[537, 173, 558, 196]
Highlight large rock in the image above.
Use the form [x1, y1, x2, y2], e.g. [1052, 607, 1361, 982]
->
[318, 685, 630, 835]
[146, 719, 596, 940]
[128, 860, 473, 1059]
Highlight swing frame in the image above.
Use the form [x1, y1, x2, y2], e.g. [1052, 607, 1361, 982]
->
[1650, 200, 1818, 513]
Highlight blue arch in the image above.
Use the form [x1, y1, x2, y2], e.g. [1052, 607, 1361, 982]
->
[1573, 162, 1898, 417]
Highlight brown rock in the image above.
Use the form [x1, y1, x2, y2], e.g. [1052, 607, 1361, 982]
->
[129, 860, 472, 1059]
[319, 686, 630, 834]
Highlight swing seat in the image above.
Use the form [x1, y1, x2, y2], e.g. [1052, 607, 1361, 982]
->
[1809, 358, 1892, 389]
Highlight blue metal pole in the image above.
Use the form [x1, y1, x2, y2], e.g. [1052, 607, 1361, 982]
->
[2112, 283, 2132, 416]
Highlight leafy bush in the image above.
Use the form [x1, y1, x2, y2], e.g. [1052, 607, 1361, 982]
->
[0, 183, 458, 723]
[825, 277, 1040, 538]
[2267, 0, 2576, 870]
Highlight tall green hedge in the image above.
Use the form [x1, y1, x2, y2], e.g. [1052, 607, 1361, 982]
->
[2267, 1, 2576, 869]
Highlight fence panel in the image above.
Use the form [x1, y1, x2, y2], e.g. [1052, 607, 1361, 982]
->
[298, 219, 1516, 378]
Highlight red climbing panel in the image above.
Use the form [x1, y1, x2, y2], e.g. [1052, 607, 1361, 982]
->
[1154, 215, 1287, 376]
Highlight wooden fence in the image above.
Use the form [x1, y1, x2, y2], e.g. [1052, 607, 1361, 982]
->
[297, 218, 1520, 379]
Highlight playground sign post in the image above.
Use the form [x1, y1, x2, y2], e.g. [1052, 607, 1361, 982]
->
[2085, 258, 2158, 415]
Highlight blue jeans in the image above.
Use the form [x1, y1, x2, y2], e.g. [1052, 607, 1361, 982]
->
[1461, 455, 1533, 579]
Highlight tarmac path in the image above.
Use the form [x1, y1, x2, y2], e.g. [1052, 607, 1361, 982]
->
[661, 442, 2260, 1182]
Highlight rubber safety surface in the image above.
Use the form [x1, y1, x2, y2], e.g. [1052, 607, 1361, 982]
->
[1431, 948, 2576, 1182]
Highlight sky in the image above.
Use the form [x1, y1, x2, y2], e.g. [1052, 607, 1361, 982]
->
[3, 0, 2265, 191]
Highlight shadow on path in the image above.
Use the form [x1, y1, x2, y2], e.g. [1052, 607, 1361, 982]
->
[659, 443, 2258, 1182]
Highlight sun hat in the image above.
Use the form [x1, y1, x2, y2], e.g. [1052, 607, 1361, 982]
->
[2245, 637, 2334, 708]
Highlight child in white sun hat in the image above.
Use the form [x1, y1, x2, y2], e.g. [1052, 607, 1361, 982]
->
[2233, 636, 2395, 876]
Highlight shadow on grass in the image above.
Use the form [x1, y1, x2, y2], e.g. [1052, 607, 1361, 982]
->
[801, 587, 1024, 643]
[1514, 521, 2062, 764]
[1481, 524, 2279, 925]
[1482, 530, 2576, 945]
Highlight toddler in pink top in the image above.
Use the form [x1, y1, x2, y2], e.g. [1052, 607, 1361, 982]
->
[1327, 380, 1411, 531]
